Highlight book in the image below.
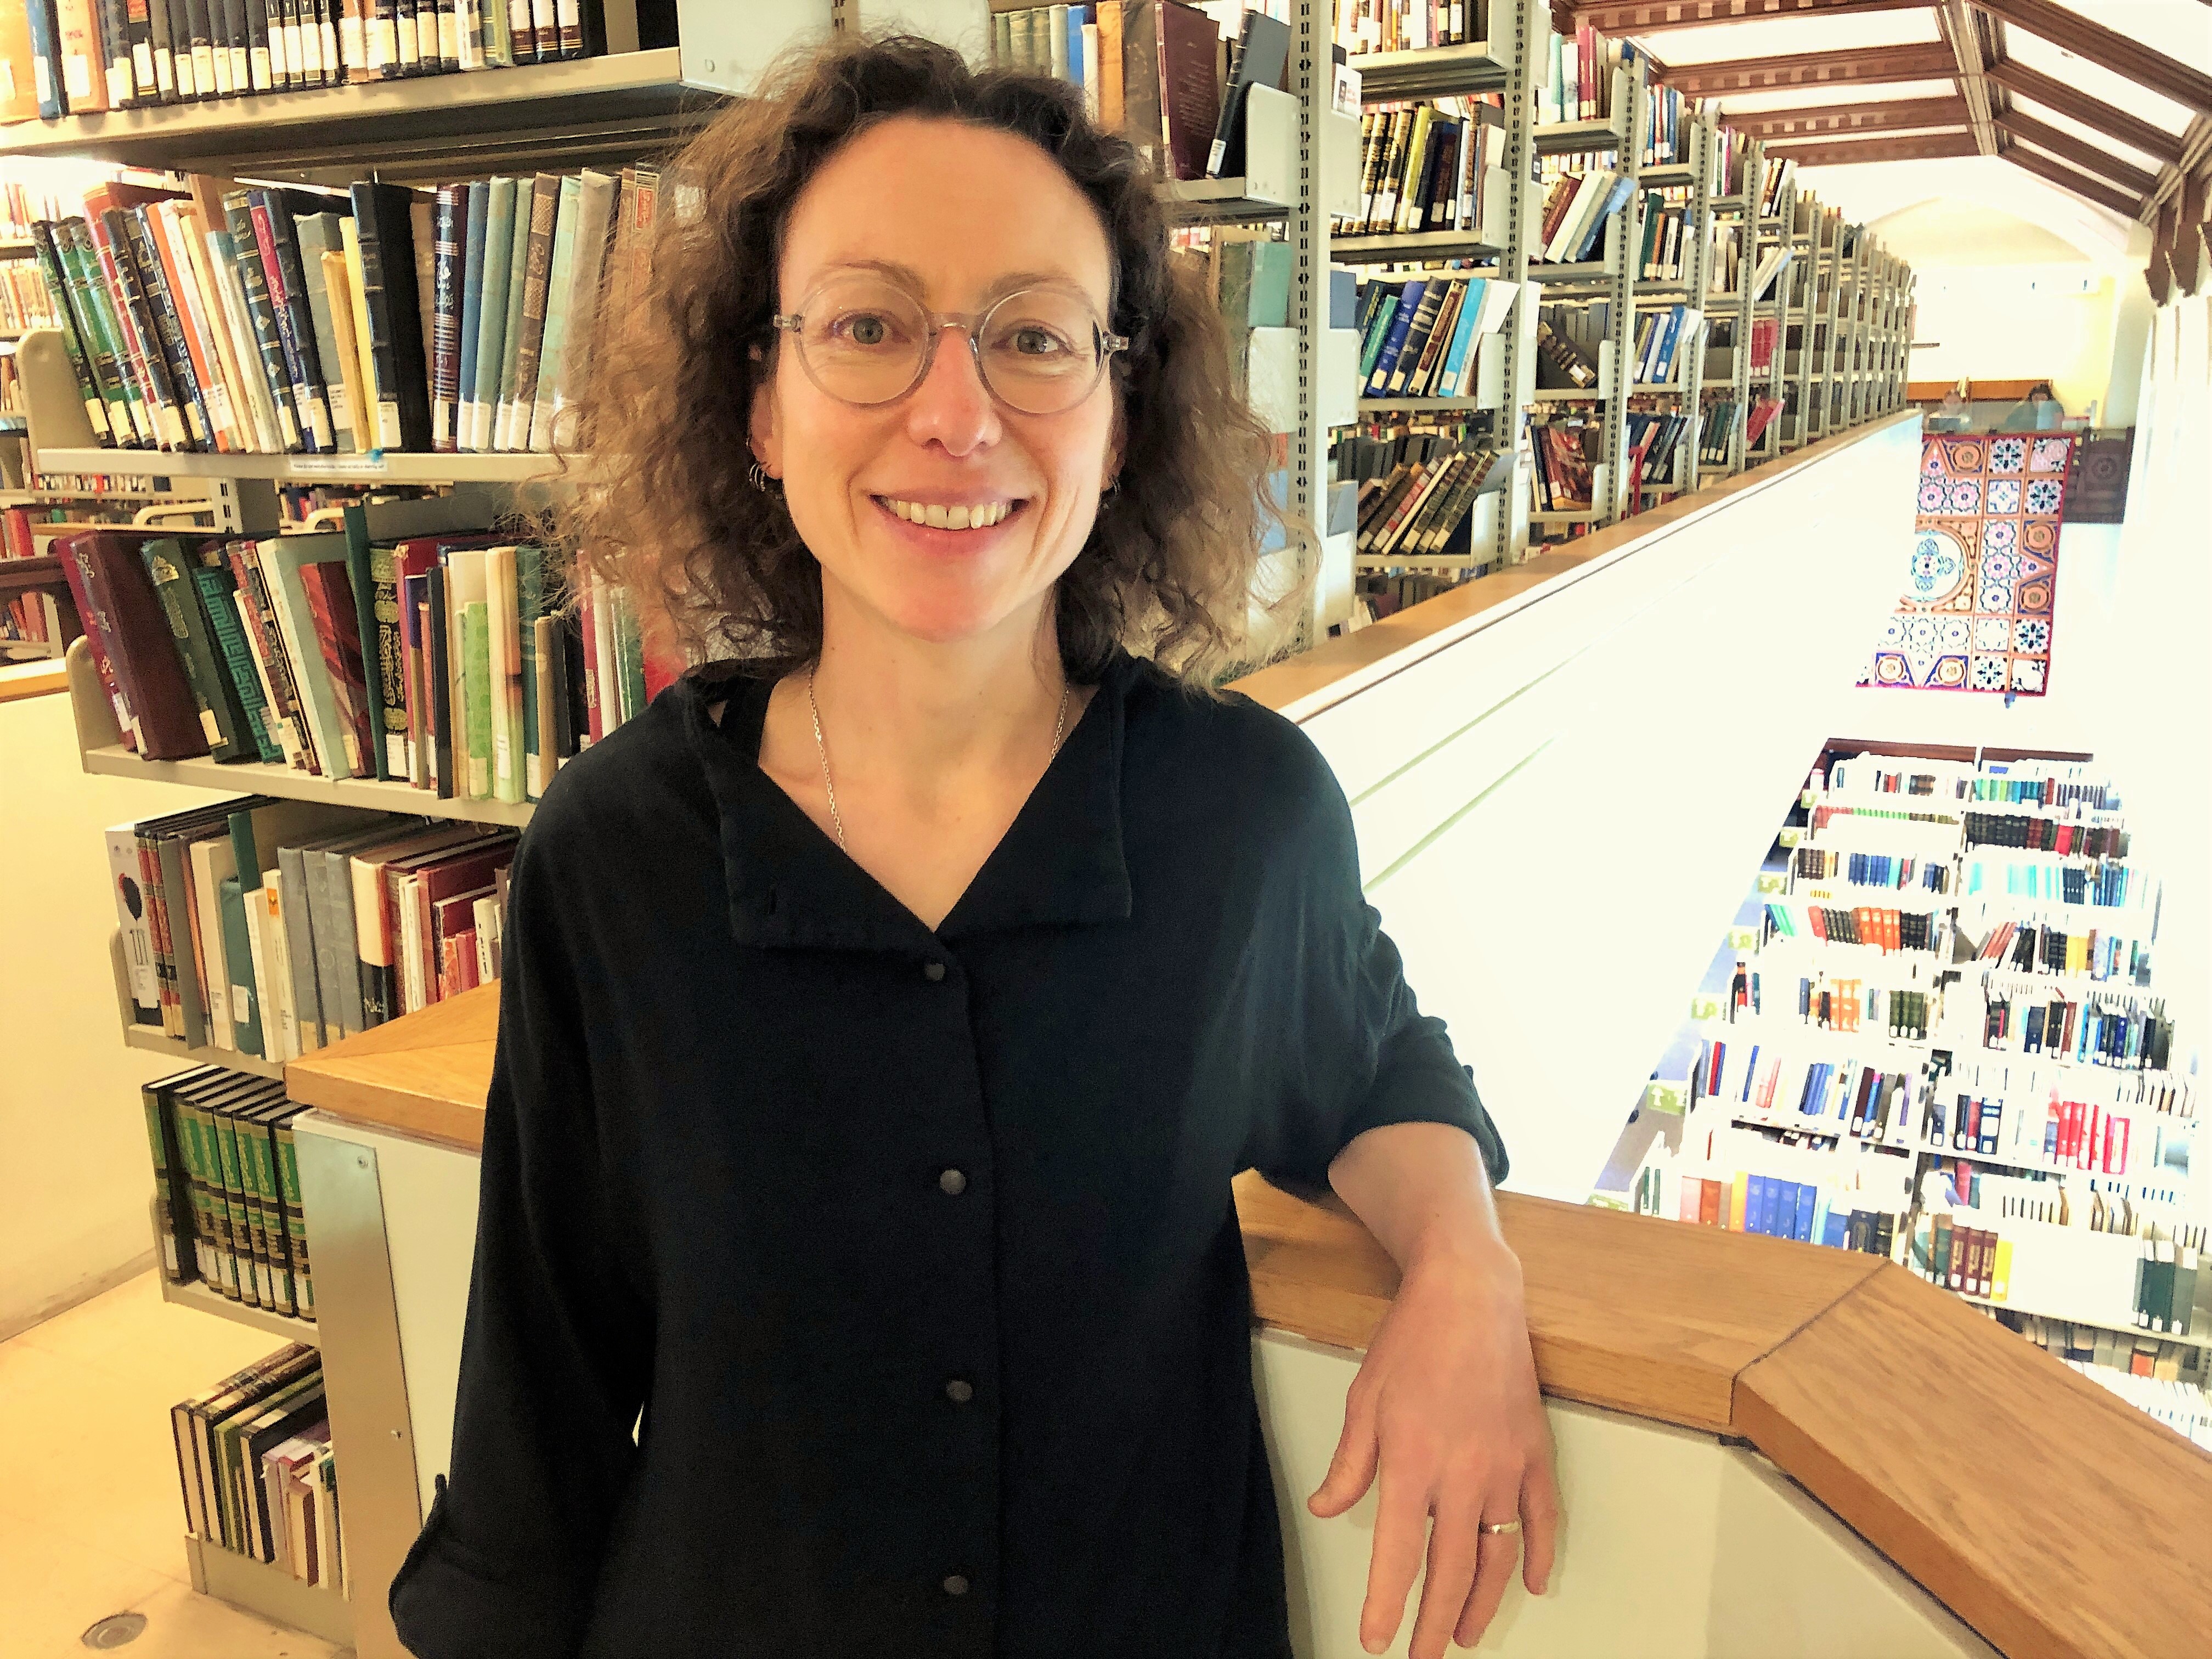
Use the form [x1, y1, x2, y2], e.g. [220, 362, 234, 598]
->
[1206, 8, 1287, 179]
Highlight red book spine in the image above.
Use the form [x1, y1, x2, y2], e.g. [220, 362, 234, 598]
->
[55, 532, 140, 752]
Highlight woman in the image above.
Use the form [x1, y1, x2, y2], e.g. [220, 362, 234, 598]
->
[391, 35, 1556, 1659]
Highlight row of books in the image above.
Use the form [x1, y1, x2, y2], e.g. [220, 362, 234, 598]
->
[1963, 812, 2129, 856]
[1695, 394, 1780, 466]
[1633, 197, 1690, 284]
[1344, 100, 1505, 239]
[2014, 1312, 2208, 1388]
[112, 798, 517, 1061]
[1532, 165, 1633, 264]
[989, 1, 1226, 182]
[2046, 1346, 2210, 1451]
[1355, 272, 1514, 400]
[31, 163, 652, 456]
[145, 1064, 315, 1313]
[1352, 432, 1501, 560]
[171, 1343, 345, 1589]
[1638, 1128, 1913, 1256]
[1962, 855, 2143, 907]
[1791, 845, 1953, 894]
[3, 0, 608, 122]
[1761, 900, 1945, 955]
[1, 258, 61, 330]
[1974, 916, 2154, 985]
[1627, 304, 1700, 387]
[1978, 980, 2171, 1065]
[63, 515, 665, 795]
[1537, 22, 1634, 128]
[1332, 0, 1483, 54]
[1621, 408, 1689, 492]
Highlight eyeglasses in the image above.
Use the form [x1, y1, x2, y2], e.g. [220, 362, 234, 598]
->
[772, 273, 1128, 417]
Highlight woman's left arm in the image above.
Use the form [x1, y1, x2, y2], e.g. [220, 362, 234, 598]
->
[1315, 1120, 1559, 1658]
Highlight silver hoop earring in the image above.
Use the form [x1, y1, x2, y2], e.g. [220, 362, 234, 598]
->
[749, 458, 779, 493]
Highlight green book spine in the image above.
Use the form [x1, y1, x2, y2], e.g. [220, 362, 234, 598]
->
[27, 222, 116, 445]
[140, 541, 249, 762]
[220, 876, 263, 1059]
[190, 563, 283, 763]
[462, 601, 492, 798]
[274, 1118, 313, 1321]
[140, 1082, 190, 1283]
[253, 1116, 297, 1317]
[210, 1105, 261, 1308]
[178, 1100, 230, 1295]
[616, 588, 645, 724]
[518, 543, 543, 798]
[58, 222, 150, 447]
[238, 1115, 290, 1318]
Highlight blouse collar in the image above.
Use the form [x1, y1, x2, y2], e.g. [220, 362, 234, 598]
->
[678, 653, 1138, 957]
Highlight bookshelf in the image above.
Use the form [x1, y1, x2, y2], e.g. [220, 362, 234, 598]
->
[151, 1196, 320, 1342]
[1630, 112, 1716, 505]
[1707, 136, 1758, 479]
[1611, 748, 2205, 1437]
[1525, 52, 1648, 537]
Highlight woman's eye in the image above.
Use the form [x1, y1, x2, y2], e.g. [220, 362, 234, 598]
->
[1005, 326, 1069, 357]
[833, 312, 900, 347]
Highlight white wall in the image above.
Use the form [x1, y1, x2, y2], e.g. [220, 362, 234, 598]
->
[1293, 419, 1924, 1200]
[0, 687, 233, 1339]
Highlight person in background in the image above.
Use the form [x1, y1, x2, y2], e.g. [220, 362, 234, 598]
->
[388, 35, 1556, 1659]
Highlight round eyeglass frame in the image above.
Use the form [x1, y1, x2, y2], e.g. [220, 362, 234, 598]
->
[770, 281, 1130, 416]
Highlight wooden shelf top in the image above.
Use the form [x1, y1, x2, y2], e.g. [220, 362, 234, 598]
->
[0, 49, 717, 174]
[35, 446, 573, 485]
[286, 976, 2212, 1659]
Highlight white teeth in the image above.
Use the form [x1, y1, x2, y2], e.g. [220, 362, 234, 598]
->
[882, 498, 1011, 529]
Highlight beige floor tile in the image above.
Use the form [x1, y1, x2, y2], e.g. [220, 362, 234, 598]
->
[16, 1270, 297, 1392]
[43, 1576, 350, 1659]
[0, 1504, 173, 1659]
[4, 1272, 343, 1657]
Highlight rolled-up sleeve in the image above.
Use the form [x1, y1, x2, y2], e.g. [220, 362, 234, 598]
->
[389, 822, 653, 1658]
[1240, 732, 1508, 1193]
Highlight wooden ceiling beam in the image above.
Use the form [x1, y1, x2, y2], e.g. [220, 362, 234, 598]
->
[1994, 111, 2159, 195]
[1767, 129, 1982, 165]
[2001, 143, 2147, 217]
[1971, 0, 2212, 119]
[1722, 96, 1970, 138]
[1562, 0, 1931, 31]
[1984, 58, 2187, 163]
[1664, 42, 1958, 95]
[1937, 0, 2001, 155]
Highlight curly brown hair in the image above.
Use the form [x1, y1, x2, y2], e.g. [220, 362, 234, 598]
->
[555, 33, 1283, 688]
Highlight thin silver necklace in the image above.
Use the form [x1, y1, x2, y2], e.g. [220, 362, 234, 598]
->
[807, 669, 1071, 854]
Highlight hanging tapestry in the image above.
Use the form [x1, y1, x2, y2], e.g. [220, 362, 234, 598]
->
[1864, 432, 2076, 696]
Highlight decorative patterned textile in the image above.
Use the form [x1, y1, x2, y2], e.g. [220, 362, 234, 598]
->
[1865, 433, 2076, 696]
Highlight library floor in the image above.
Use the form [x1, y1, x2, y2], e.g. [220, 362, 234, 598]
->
[0, 1271, 350, 1659]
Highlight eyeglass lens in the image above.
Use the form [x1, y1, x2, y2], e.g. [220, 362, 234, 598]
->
[789, 275, 1110, 416]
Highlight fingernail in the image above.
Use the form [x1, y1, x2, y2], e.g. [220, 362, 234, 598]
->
[1363, 1639, 1386, 1655]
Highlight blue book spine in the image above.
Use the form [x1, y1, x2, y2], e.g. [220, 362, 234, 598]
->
[456, 182, 490, 453]
[1365, 279, 1426, 394]
[1654, 308, 1685, 383]
[1792, 1184, 1816, 1242]
[1760, 1177, 1785, 1239]
[1437, 278, 1485, 397]
[1821, 1205, 1847, 1248]
[1573, 175, 1633, 261]
[1742, 1176, 1765, 1235]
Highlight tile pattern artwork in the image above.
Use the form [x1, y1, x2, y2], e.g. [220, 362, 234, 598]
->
[1865, 433, 2076, 696]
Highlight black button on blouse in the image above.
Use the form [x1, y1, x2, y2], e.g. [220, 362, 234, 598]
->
[387, 649, 1506, 1659]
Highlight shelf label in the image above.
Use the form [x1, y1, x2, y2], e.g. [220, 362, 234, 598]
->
[286, 453, 391, 477]
[1644, 1082, 1688, 1118]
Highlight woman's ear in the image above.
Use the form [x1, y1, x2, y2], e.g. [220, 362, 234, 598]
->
[749, 358, 782, 482]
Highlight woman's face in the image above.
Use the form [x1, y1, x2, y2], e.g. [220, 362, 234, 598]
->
[754, 115, 1121, 653]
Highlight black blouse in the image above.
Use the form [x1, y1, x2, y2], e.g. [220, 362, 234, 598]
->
[388, 648, 1506, 1659]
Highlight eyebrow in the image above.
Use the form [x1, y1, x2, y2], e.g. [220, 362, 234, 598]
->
[809, 258, 1101, 306]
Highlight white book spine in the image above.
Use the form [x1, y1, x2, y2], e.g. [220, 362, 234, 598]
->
[108, 827, 161, 1022]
